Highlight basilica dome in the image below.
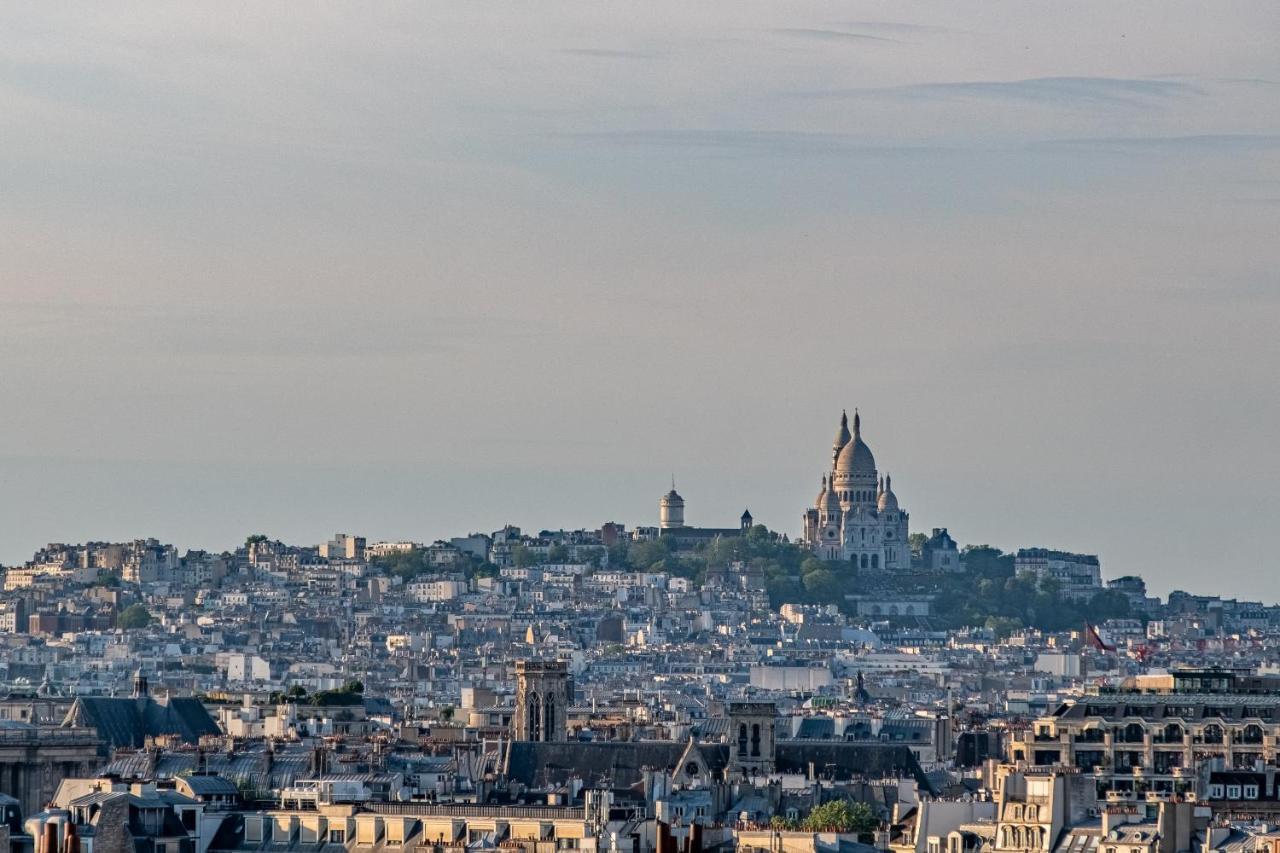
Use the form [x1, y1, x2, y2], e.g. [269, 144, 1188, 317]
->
[835, 424, 876, 476]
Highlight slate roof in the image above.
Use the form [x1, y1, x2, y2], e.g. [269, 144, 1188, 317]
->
[64, 696, 220, 750]
[504, 741, 729, 787]
[1053, 696, 1280, 723]
[775, 741, 932, 791]
[100, 744, 315, 791]
[502, 739, 930, 791]
[177, 775, 242, 796]
[795, 717, 837, 739]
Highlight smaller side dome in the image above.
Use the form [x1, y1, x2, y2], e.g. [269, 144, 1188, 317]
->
[878, 474, 899, 511]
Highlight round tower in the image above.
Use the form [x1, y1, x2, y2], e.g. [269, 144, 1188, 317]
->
[659, 482, 685, 529]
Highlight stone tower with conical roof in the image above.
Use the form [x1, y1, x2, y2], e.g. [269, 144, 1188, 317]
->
[659, 480, 685, 530]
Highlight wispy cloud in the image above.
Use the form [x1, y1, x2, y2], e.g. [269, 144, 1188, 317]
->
[1035, 133, 1280, 152]
[788, 76, 1199, 107]
[770, 28, 899, 44]
[552, 128, 950, 157]
[1218, 77, 1280, 87]
[557, 48, 662, 60]
[832, 20, 963, 35]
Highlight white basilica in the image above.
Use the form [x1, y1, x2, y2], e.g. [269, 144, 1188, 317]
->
[801, 410, 910, 569]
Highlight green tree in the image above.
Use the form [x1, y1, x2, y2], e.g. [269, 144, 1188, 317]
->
[961, 545, 1013, 579]
[801, 800, 878, 834]
[511, 544, 539, 568]
[985, 615, 1024, 638]
[802, 567, 843, 604]
[245, 534, 269, 548]
[627, 538, 671, 571]
[95, 569, 121, 588]
[118, 604, 153, 630]
[370, 548, 429, 580]
[473, 561, 500, 579]
[800, 557, 830, 578]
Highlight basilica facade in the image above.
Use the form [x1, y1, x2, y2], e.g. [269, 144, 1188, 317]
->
[801, 410, 910, 569]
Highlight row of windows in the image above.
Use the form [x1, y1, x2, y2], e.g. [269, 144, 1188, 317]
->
[1069, 722, 1267, 744]
[1000, 826, 1047, 848]
[836, 490, 877, 503]
[1208, 784, 1261, 799]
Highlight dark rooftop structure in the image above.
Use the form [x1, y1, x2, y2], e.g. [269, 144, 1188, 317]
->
[63, 695, 221, 751]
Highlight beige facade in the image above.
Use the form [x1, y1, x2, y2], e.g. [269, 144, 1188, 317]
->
[1009, 695, 1280, 796]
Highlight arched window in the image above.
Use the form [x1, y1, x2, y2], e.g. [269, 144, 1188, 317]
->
[543, 695, 556, 741]
[1243, 724, 1264, 744]
[527, 691, 542, 741]
[751, 723, 761, 757]
[860, 554, 869, 569]
[738, 724, 748, 756]
[871, 554, 879, 569]
[1203, 724, 1224, 745]
[1027, 805, 1038, 821]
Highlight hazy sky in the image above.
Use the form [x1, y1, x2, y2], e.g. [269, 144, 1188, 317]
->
[2, 2, 1278, 599]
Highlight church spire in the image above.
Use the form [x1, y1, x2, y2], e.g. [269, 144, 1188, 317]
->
[853, 408, 861, 436]
[832, 411, 852, 468]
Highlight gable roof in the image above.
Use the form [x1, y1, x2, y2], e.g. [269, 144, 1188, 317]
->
[63, 696, 220, 750]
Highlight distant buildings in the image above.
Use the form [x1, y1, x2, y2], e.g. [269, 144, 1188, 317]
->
[1015, 548, 1102, 602]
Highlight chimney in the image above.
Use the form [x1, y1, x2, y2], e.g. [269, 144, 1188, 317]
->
[687, 822, 703, 853]
[42, 820, 58, 853]
[656, 822, 673, 853]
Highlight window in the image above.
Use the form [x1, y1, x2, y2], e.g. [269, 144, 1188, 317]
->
[330, 830, 346, 844]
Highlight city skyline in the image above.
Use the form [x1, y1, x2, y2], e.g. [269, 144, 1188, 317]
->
[0, 405, 1260, 601]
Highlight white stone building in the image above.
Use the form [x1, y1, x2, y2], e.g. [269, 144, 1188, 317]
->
[802, 410, 911, 568]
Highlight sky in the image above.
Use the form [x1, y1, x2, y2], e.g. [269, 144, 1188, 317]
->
[2, 2, 1278, 600]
